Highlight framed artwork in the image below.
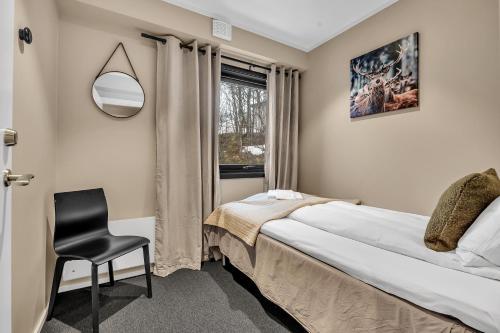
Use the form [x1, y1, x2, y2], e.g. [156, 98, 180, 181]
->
[350, 32, 419, 118]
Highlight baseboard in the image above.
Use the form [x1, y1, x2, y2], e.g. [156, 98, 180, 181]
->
[59, 264, 152, 293]
[34, 305, 48, 333]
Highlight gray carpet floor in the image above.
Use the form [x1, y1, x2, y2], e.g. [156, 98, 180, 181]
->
[42, 261, 306, 333]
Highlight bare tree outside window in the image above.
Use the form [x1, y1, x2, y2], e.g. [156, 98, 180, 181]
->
[219, 80, 267, 165]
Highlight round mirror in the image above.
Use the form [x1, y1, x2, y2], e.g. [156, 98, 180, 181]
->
[92, 71, 145, 118]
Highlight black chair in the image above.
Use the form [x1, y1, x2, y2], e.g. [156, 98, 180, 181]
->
[47, 188, 152, 333]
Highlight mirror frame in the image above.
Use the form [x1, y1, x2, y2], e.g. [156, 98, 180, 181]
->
[91, 70, 146, 119]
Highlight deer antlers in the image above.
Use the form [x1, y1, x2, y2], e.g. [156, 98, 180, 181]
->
[353, 44, 407, 79]
[385, 68, 402, 87]
[353, 62, 376, 79]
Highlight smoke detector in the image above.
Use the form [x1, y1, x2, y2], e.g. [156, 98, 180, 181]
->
[212, 19, 232, 41]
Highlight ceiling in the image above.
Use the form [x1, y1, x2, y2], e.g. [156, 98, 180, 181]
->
[163, 0, 398, 52]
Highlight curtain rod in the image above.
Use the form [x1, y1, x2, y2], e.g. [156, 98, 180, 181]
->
[140, 33, 298, 75]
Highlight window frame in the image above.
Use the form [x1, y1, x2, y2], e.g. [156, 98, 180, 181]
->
[219, 64, 267, 179]
[219, 164, 264, 179]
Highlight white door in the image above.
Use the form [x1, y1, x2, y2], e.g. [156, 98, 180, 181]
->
[0, 0, 15, 332]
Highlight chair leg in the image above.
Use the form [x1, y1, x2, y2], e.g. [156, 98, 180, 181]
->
[91, 264, 100, 333]
[222, 254, 227, 267]
[108, 261, 114, 286]
[46, 257, 66, 321]
[142, 245, 152, 298]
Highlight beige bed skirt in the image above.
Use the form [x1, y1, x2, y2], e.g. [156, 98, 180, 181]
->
[216, 229, 475, 333]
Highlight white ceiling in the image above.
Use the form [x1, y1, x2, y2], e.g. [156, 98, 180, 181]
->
[163, 0, 398, 52]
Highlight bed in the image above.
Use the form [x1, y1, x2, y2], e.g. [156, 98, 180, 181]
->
[205, 193, 500, 333]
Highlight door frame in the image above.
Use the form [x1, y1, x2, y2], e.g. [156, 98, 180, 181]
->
[0, 0, 15, 331]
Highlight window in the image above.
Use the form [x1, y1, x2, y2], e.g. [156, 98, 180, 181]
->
[219, 64, 267, 178]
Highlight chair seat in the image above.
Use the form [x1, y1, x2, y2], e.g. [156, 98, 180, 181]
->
[55, 234, 149, 265]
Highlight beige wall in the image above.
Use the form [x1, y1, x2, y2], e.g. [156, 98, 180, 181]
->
[56, 20, 156, 220]
[220, 178, 264, 204]
[300, 0, 500, 215]
[12, 0, 59, 332]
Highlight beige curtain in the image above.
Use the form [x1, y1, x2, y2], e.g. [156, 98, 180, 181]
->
[155, 36, 221, 277]
[265, 66, 300, 191]
[200, 46, 223, 261]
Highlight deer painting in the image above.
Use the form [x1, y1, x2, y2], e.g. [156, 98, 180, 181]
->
[350, 33, 419, 118]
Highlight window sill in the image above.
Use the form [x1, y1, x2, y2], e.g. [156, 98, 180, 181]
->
[220, 172, 265, 179]
[219, 164, 264, 179]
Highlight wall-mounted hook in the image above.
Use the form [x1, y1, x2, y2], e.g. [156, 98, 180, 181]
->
[19, 27, 32, 44]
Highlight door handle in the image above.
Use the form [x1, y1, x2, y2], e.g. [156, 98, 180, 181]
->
[3, 169, 34, 187]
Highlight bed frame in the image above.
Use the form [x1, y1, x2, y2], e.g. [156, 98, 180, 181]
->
[216, 229, 476, 333]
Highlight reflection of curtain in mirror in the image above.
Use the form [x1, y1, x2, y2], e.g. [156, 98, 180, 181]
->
[154, 36, 221, 277]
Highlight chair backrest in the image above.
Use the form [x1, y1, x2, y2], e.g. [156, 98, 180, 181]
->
[53, 188, 109, 251]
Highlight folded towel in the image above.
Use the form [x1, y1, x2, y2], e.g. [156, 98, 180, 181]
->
[268, 190, 303, 200]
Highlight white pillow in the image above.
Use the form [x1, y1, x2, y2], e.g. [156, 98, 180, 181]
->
[455, 248, 496, 267]
[458, 196, 500, 266]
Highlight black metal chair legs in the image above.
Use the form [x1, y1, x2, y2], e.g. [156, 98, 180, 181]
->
[91, 264, 100, 332]
[108, 261, 114, 286]
[47, 245, 153, 333]
[47, 257, 66, 321]
[143, 244, 152, 298]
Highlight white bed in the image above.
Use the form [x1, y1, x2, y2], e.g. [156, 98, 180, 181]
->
[259, 201, 500, 333]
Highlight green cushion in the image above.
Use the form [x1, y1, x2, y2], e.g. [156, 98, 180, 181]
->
[424, 168, 500, 251]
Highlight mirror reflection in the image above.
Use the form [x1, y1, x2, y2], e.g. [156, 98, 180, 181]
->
[92, 71, 145, 118]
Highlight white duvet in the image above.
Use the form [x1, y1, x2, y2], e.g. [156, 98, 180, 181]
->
[289, 201, 500, 280]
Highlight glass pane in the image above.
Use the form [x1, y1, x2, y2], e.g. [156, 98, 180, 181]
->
[219, 80, 267, 165]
